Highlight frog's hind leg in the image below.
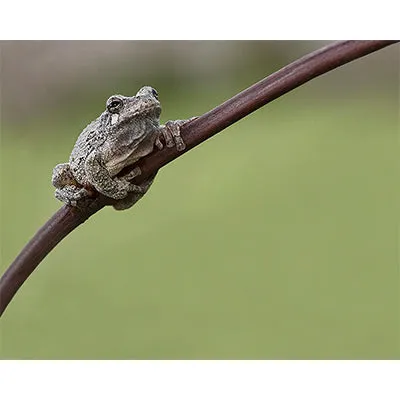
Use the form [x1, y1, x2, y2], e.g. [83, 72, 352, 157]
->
[52, 163, 92, 207]
[52, 163, 77, 188]
[112, 173, 156, 210]
[54, 185, 92, 207]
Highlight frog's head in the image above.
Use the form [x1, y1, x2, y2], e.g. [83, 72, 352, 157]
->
[105, 86, 161, 130]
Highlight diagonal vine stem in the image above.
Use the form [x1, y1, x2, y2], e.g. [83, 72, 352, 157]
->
[0, 40, 398, 317]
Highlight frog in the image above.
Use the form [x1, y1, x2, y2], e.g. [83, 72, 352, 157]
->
[52, 86, 194, 210]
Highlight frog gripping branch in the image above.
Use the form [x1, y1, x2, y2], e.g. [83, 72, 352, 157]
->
[52, 86, 194, 210]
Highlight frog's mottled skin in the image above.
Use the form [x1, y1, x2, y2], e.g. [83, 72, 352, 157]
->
[52, 86, 194, 210]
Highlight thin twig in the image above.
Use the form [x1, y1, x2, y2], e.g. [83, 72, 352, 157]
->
[0, 40, 397, 317]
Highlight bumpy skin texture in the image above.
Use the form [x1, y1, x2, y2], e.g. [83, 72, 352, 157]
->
[52, 86, 194, 210]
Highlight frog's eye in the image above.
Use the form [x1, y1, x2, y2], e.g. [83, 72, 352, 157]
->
[107, 97, 123, 113]
[151, 88, 159, 99]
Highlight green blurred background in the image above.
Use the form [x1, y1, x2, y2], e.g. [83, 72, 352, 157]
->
[0, 41, 398, 359]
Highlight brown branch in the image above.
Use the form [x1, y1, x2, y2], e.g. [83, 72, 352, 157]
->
[0, 40, 397, 317]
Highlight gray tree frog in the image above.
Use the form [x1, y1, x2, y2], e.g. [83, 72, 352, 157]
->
[52, 86, 195, 210]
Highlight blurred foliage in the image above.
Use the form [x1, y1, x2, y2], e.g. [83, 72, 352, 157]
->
[0, 58, 399, 359]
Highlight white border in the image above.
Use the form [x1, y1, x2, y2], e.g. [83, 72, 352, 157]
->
[0, 1, 398, 39]
[0, 361, 399, 400]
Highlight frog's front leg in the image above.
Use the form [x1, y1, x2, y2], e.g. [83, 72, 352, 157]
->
[84, 151, 147, 200]
[159, 117, 198, 151]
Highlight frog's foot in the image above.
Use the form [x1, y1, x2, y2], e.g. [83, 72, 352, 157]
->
[55, 185, 91, 207]
[154, 137, 164, 150]
[160, 117, 197, 151]
[122, 166, 142, 181]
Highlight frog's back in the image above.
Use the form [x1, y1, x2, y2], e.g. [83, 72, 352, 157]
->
[69, 115, 107, 183]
